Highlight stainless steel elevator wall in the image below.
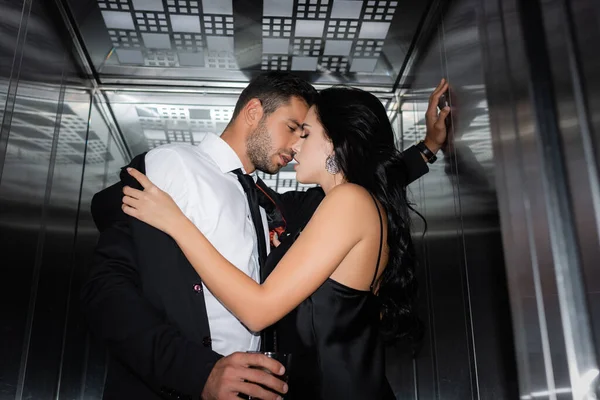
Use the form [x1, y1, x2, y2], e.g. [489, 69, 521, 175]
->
[480, 0, 600, 398]
[386, 0, 518, 398]
[0, 1, 126, 398]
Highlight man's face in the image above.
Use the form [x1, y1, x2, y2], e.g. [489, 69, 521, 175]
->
[246, 96, 309, 175]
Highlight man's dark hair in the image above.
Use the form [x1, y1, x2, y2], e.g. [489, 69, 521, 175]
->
[232, 72, 317, 120]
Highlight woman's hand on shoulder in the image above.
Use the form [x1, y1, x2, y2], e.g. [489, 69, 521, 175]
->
[121, 168, 189, 236]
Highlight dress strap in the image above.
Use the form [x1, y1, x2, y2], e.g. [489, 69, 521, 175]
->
[369, 192, 384, 292]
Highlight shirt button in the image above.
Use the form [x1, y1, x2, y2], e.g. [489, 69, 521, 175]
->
[202, 336, 212, 347]
[193, 284, 202, 293]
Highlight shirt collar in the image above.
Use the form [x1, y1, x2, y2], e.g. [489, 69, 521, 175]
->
[198, 133, 245, 174]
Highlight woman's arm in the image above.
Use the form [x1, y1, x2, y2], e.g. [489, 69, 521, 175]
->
[122, 169, 366, 332]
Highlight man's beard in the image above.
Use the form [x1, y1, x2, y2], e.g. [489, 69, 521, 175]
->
[246, 119, 279, 174]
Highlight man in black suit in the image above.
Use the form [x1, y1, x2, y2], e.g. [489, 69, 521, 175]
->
[82, 73, 449, 400]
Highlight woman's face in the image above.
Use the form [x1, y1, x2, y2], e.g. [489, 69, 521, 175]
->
[292, 106, 334, 185]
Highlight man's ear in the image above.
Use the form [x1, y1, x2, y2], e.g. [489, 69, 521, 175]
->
[242, 98, 264, 127]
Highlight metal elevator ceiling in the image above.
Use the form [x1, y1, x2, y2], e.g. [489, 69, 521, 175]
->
[69, 0, 430, 87]
[45, 0, 431, 192]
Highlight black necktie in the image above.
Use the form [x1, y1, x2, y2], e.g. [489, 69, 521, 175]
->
[233, 169, 277, 351]
[232, 169, 268, 280]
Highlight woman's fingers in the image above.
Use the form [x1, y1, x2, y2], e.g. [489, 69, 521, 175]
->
[121, 203, 138, 218]
[127, 168, 154, 189]
[123, 185, 144, 199]
[122, 194, 139, 208]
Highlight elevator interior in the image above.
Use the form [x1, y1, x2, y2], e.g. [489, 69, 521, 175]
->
[1, 0, 599, 399]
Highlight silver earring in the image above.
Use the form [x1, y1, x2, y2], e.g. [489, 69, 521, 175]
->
[325, 154, 340, 175]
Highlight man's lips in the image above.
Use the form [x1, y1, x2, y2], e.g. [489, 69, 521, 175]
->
[280, 155, 292, 165]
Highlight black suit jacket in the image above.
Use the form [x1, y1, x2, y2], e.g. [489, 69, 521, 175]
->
[81, 146, 428, 400]
[83, 154, 220, 400]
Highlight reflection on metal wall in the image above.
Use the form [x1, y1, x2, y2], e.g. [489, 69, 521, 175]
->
[0, 0, 126, 398]
[387, 0, 519, 398]
[480, 0, 600, 398]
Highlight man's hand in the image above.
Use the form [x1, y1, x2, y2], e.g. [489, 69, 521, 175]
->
[272, 232, 281, 248]
[202, 352, 288, 400]
[424, 78, 451, 154]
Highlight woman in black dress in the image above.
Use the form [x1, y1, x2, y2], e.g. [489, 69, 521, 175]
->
[121, 86, 442, 399]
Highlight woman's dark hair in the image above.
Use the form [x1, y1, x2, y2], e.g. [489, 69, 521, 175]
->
[314, 86, 423, 344]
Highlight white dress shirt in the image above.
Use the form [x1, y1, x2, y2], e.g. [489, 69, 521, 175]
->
[144, 134, 269, 356]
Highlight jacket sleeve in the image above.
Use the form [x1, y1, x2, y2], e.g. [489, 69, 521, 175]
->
[402, 145, 430, 185]
[278, 146, 428, 221]
[81, 220, 222, 399]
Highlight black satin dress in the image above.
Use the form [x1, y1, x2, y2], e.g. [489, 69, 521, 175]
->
[265, 192, 394, 400]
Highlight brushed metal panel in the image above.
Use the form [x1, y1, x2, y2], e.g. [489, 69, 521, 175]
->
[61, 96, 126, 400]
[0, 0, 126, 398]
[481, 0, 600, 398]
[395, 0, 518, 398]
[17, 88, 88, 400]
[0, 87, 63, 400]
[540, 0, 600, 361]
